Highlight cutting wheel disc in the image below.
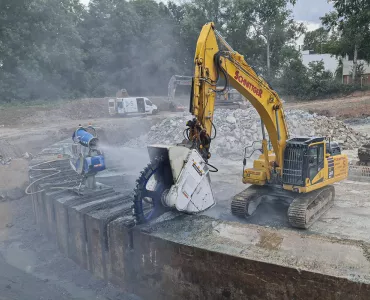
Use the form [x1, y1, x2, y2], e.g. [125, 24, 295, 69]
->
[132, 156, 173, 224]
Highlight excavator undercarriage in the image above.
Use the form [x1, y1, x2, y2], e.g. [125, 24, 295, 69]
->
[231, 184, 335, 229]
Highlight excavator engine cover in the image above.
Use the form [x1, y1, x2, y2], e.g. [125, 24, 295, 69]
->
[243, 168, 267, 185]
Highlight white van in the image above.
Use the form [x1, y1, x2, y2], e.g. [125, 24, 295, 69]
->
[108, 97, 158, 116]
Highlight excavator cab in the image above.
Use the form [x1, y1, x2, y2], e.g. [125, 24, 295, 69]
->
[282, 137, 347, 193]
[282, 137, 326, 188]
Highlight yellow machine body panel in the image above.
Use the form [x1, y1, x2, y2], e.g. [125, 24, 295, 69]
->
[243, 152, 276, 185]
[283, 154, 348, 192]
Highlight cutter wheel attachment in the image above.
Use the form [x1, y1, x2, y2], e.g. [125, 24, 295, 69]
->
[132, 157, 173, 224]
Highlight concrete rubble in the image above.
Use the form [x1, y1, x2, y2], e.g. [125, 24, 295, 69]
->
[125, 108, 369, 160]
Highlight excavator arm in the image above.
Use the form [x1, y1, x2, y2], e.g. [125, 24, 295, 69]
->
[189, 22, 288, 178]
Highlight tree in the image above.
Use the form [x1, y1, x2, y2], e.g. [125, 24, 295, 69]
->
[322, 0, 370, 81]
[80, 0, 186, 96]
[303, 27, 330, 53]
[0, 0, 85, 102]
[0, 0, 364, 103]
[249, 0, 305, 78]
[277, 51, 308, 97]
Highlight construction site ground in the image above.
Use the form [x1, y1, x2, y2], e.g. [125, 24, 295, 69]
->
[1, 92, 370, 299]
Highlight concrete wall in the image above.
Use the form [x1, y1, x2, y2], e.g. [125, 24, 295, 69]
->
[29, 159, 370, 300]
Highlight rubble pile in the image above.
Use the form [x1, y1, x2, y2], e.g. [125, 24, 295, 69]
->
[125, 108, 369, 160]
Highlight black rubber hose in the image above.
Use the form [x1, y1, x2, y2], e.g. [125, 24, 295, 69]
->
[210, 119, 217, 140]
[213, 51, 229, 93]
[206, 162, 218, 173]
[183, 128, 190, 140]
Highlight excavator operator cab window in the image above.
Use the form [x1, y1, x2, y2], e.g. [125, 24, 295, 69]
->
[318, 144, 324, 168]
[308, 146, 318, 181]
[308, 143, 324, 181]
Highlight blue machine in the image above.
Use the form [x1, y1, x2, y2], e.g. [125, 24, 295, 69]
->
[74, 154, 106, 175]
[72, 127, 98, 149]
[71, 125, 106, 181]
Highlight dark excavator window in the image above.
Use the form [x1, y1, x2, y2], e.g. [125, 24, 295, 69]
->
[307, 143, 324, 181]
[308, 146, 318, 181]
[326, 141, 341, 156]
[318, 144, 324, 169]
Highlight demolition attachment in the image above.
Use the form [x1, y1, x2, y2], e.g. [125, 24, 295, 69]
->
[132, 145, 215, 224]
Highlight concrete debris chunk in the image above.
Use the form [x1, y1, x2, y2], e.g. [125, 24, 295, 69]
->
[226, 115, 237, 124]
[23, 152, 33, 160]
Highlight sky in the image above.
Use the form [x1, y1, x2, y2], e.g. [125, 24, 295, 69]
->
[80, 0, 334, 44]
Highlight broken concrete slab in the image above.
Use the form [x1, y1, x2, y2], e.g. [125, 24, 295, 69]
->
[54, 185, 115, 263]
[107, 216, 134, 287]
[84, 196, 132, 280]
[68, 193, 123, 272]
[124, 108, 369, 160]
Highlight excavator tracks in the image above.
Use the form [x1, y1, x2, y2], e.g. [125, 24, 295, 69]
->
[231, 185, 335, 229]
[231, 186, 265, 218]
[288, 185, 335, 229]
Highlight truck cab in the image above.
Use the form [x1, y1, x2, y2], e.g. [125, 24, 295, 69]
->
[142, 98, 158, 114]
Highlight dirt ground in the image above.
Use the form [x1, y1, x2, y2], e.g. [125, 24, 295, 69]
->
[0, 93, 369, 299]
[284, 90, 370, 119]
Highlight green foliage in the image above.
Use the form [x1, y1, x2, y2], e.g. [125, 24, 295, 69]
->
[246, 0, 305, 77]
[277, 59, 362, 100]
[0, 0, 86, 102]
[0, 0, 366, 103]
[321, 0, 370, 80]
[303, 27, 330, 53]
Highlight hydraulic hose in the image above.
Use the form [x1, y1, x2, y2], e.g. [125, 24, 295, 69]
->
[212, 51, 229, 94]
[25, 159, 81, 195]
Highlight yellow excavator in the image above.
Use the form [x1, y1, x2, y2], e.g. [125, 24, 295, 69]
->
[132, 22, 348, 229]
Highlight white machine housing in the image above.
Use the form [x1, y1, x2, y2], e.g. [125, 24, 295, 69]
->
[108, 97, 158, 116]
[147, 144, 215, 214]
